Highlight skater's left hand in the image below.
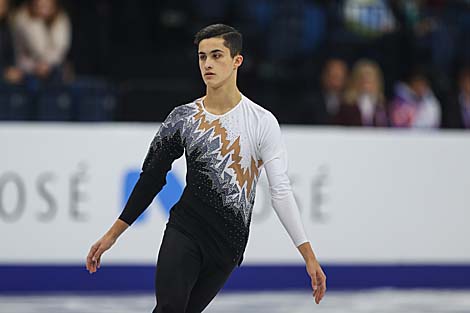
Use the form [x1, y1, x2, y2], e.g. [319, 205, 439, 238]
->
[306, 259, 326, 304]
[298, 242, 327, 304]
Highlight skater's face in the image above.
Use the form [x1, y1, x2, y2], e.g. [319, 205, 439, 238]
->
[198, 37, 243, 88]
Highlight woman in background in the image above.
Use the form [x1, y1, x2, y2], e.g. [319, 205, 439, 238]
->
[12, 0, 71, 82]
[334, 59, 388, 127]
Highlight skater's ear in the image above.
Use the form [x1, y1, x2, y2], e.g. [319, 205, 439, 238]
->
[233, 54, 243, 70]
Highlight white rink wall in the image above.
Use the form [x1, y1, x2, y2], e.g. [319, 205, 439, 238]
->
[2, 123, 469, 265]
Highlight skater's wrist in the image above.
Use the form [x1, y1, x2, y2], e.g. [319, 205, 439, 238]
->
[297, 242, 317, 264]
[105, 219, 129, 240]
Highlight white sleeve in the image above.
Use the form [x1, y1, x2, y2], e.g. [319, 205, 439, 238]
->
[259, 112, 309, 247]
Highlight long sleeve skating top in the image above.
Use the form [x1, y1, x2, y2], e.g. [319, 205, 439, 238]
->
[119, 94, 308, 267]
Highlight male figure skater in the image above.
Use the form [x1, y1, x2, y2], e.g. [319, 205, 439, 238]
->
[86, 24, 326, 312]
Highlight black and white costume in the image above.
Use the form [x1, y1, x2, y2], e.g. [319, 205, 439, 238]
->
[119, 94, 308, 312]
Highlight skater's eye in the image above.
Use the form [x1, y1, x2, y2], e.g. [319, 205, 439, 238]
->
[198, 54, 207, 61]
[212, 53, 222, 59]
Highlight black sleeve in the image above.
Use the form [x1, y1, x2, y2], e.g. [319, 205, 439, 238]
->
[119, 109, 185, 225]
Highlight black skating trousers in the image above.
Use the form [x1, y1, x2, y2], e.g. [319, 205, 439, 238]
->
[152, 226, 236, 313]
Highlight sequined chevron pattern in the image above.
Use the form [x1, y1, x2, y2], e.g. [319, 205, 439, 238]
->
[154, 101, 263, 226]
[155, 105, 197, 141]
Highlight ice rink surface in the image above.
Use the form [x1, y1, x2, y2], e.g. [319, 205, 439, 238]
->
[1, 290, 470, 313]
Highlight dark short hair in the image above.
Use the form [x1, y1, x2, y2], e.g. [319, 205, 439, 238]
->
[194, 24, 242, 58]
[458, 66, 470, 80]
[406, 66, 429, 84]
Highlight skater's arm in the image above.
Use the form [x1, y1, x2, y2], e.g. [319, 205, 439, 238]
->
[259, 112, 308, 246]
[119, 107, 185, 225]
[259, 112, 326, 304]
[86, 107, 185, 274]
[264, 156, 327, 304]
[86, 219, 129, 274]
[263, 155, 327, 303]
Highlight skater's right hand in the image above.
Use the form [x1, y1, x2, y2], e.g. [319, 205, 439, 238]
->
[86, 219, 129, 274]
[86, 235, 116, 274]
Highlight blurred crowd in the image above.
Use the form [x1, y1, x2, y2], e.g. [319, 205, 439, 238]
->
[0, 0, 469, 129]
[0, 0, 70, 86]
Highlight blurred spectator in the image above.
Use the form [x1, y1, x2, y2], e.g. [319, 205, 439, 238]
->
[321, 58, 349, 118]
[0, 0, 23, 84]
[334, 59, 388, 127]
[390, 68, 441, 128]
[305, 58, 349, 125]
[12, 0, 71, 83]
[342, 0, 397, 39]
[443, 67, 470, 129]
